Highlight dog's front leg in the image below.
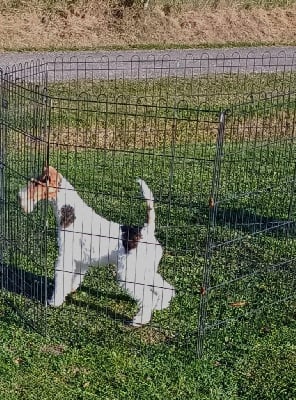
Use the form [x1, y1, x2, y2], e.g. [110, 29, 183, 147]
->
[71, 261, 89, 293]
[131, 304, 153, 327]
[48, 249, 75, 307]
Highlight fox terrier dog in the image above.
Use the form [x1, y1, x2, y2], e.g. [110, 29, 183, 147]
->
[18, 166, 175, 326]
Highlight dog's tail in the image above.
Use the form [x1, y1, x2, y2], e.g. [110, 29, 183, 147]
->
[137, 178, 155, 231]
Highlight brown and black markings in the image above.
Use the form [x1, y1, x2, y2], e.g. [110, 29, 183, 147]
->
[60, 205, 76, 228]
[121, 225, 143, 253]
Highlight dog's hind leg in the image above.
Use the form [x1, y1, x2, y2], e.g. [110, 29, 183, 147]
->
[151, 273, 175, 311]
[125, 283, 156, 326]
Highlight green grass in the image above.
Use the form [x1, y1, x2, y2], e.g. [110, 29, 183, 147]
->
[48, 71, 296, 109]
[6, 72, 295, 152]
[1, 72, 296, 398]
[0, 306, 295, 399]
[3, 42, 296, 52]
[1, 138, 296, 398]
[3, 41, 296, 54]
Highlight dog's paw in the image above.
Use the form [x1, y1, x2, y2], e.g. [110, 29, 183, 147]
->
[47, 297, 64, 307]
[131, 322, 143, 328]
[131, 316, 150, 327]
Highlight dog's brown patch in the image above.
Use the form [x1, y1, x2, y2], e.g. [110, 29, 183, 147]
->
[60, 205, 76, 228]
[28, 166, 62, 203]
[121, 225, 143, 253]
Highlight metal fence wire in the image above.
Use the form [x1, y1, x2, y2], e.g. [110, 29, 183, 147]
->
[0, 52, 296, 354]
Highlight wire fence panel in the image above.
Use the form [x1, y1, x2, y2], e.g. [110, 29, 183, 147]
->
[46, 94, 220, 343]
[199, 91, 296, 353]
[0, 67, 50, 333]
[0, 53, 295, 355]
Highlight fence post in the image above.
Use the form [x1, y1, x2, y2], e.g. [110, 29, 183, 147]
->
[197, 110, 226, 356]
[0, 69, 7, 287]
[0, 70, 6, 203]
[42, 87, 53, 337]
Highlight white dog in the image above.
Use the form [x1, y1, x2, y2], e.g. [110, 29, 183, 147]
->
[18, 166, 175, 326]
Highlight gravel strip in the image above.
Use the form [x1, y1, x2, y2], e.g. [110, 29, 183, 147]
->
[0, 46, 296, 81]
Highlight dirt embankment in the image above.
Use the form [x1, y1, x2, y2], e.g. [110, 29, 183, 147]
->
[0, 1, 296, 51]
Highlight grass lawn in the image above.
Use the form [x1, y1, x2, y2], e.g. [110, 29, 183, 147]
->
[1, 72, 296, 399]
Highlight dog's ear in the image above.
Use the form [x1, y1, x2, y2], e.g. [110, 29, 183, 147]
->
[45, 166, 62, 195]
[42, 165, 49, 176]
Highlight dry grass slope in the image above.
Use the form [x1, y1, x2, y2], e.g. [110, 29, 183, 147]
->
[0, 0, 296, 51]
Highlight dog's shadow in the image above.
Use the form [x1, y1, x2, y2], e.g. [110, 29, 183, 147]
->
[0, 262, 53, 303]
[0, 262, 134, 324]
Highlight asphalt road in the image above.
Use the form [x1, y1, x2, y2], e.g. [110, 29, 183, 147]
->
[0, 46, 296, 82]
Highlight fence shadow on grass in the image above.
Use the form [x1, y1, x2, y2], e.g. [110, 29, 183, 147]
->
[191, 204, 296, 238]
[217, 207, 296, 237]
[80, 286, 134, 303]
[69, 297, 132, 324]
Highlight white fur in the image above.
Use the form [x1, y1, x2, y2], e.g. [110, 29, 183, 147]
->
[117, 178, 175, 325]
[19, 173, 175, 326]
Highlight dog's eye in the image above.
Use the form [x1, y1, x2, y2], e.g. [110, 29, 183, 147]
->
[30, 178, 39, 186]
[41, 175, 50, 184]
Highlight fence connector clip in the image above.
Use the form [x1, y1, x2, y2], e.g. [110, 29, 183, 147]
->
[209, 197, 215, 208]
[1, 99, 8, 109]
[200, 286, 206, 295]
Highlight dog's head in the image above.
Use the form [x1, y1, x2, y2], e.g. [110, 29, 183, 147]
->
[18, 165, 62, 213]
